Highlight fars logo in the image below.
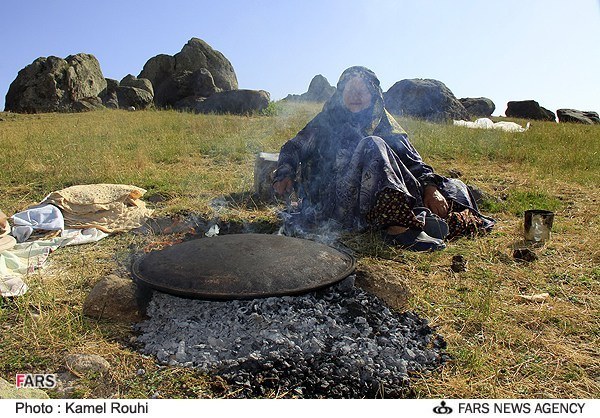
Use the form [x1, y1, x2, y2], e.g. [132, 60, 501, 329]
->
[15, 374, 57, 389]
[433, 400, 453, 414]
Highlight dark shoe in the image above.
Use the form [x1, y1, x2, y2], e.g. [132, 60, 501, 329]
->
[424, 214, 449, 240]
[413, 207, 449, 240]
[384, 229, 446, 252]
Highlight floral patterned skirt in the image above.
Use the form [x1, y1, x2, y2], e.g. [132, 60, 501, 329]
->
[445, 202, 488, 240]
[366, 188, 488, 239]
[365, 188, 424, 229]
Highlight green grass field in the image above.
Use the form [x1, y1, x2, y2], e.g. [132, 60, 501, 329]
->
[1, 103, 598, 398]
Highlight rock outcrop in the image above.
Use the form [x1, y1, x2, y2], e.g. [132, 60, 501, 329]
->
[459, 97, 495, 118]
[139, 37, 237, 108]
[284, 74, 336, 102]
[194, 89, 270, 115]
[4, 38, 268, 115]
[384, 79, 469, 122]
[505, 100, 556, 121]
[120, 74, 154, 95]
[556, 108, 600, 125]
[5, 54, 107, 113]
[116, 75, 154, 110]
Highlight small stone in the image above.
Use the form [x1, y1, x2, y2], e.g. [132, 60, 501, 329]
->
[65, 354, 110, 375]
[404, 348, 416, 360]
[513, 248, 538, 262]
[336, 275, 355, 292]
[451, 255, 468, 272]
[175, 341, 187, 362]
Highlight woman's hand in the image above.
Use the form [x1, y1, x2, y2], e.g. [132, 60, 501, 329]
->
[273, 177, 294, 196]
[424, 185, 449, 218]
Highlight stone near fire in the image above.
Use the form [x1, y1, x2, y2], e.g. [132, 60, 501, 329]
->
[83, 274, 145, 322]
[384, 78, 470, 122]
[355, 259, 410, 311]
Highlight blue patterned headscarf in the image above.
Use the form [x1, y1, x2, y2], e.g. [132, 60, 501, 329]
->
[322, 66, 386, 135]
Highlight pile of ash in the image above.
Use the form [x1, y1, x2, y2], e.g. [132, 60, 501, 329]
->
[134, 277, 447, 398]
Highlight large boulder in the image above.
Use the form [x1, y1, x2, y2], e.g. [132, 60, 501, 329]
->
[194, 89, 270, 115]
[139, 38, 237, 108]
[284, 74, 336, 102]
[120, 74, 154, 95]
[384, 79, 470, 122]
[116, 86, 154, 110]
[5, 54, 107, 113]
[116, 74, 154, 110]
[71, 96, 104, 112]
[162, 69, 222, 109]
[459, 97, 495, 118]
[101, 78, 120, 109]
[505, 100, 555, 121]
[556, 109, 600, 125]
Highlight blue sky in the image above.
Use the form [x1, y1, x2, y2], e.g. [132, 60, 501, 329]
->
[1, 0, 599, 115]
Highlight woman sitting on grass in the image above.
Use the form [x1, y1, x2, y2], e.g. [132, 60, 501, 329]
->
[273, 66, 494, 251]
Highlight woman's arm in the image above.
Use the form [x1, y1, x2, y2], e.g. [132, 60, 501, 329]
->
[272, 126, 317, 196]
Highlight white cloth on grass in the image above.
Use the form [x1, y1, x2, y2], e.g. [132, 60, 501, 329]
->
[0, 275, 29, 297]
[0, 229, 107, 297]
[11, 204, 64, 243]
[453, 118, 530, 133]
[59, 228, 109, 247]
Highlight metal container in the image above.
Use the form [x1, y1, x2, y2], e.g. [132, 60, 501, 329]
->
[524, 209, 554, 243]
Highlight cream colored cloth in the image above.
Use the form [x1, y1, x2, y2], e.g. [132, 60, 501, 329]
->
[453, 118, 530, 133]
[0, 275, 29, 297]
[0, 209, 10, 237]
[41, 184, 153, 233]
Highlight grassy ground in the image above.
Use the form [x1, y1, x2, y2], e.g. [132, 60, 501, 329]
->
[0, 103, 598, 398]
